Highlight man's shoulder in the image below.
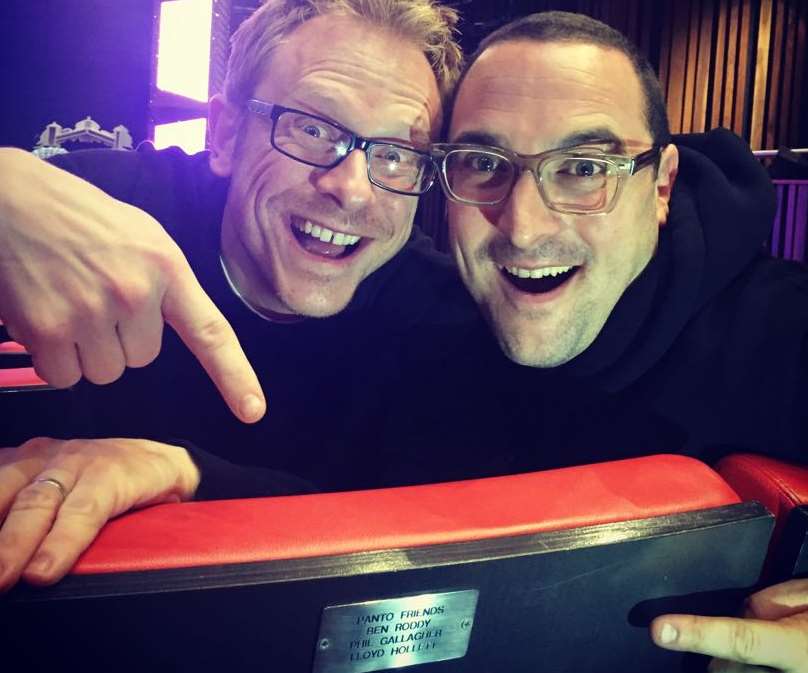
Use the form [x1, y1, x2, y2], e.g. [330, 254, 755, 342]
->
[47, 146, 227, 243]
[731, 255, 808, 310]
[688, 254, 808, 348]
[50, 145, 198, 184]
[649, 254, 808, 463]
[48, 146, 220, 212]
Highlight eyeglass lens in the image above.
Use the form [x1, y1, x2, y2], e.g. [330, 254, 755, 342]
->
[444, 149, 619, 211]
[273, 111, 352, 164]
[273, 109, 434, 194]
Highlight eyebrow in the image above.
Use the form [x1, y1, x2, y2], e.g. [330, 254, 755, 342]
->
[556, 128, 625, 153]
[450, 130, 509, 147]
[450, 127, 626, 154]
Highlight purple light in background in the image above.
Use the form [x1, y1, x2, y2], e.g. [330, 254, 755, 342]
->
[156, 0, 213, 102]
[154, 118, 208, 154]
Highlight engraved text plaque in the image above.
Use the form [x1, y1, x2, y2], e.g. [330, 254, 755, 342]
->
[312, 589, 479, 673]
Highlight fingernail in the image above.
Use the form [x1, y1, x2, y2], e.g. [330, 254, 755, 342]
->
[240, 394, 264, 422]
[659, 622, 679, 644]
[28, 553, 52, 575]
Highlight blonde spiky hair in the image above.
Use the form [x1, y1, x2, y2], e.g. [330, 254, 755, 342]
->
[224, 0, 462, 107]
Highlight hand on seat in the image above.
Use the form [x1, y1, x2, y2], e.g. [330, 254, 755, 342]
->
[651, 578, 808, 673]
[0, 148, 265, 423]
[0, 436, 200, 591]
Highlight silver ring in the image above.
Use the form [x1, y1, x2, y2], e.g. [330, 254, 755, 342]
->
[33, 477, 68, 501]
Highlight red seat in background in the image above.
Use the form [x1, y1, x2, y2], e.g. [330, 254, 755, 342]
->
[0, 366, 49, 391]
[3, 454, 773, 673]
[0, 340, 27, 353]
[0, 328, 50, 392]
[718, 453, 808, 580]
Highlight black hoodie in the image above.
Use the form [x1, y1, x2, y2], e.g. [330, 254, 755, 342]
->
[366, 129, 808, 487]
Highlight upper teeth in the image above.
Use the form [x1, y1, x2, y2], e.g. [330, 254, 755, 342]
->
[502, 265, 574, 279]
[300, 219, 361, 246]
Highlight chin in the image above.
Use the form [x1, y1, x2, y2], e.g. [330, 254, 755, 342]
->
[500, 341, 575, 369]
[491, 320, 585, 369]
[282, 291, 355, 319]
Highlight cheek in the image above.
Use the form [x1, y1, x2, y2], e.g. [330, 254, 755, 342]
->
[447, 217, 487, 289]
[622, 199, 660, 273]
[376, 196, 417, 247]
[587, 189, 658, 270]
[448, 204, 488, 253]
[446, 209, 469, 264]
[397, 199, 419, 237]
[235, 148, 308, 197]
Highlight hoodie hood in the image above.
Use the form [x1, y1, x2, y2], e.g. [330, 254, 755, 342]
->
[562, 128, 776, 391]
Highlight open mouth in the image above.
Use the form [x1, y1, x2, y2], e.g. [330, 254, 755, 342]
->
[499, 264, 580, 294]
[290, 216, 364, 259]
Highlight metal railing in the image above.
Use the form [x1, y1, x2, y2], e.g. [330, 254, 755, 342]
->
[752, 148, 808, 158]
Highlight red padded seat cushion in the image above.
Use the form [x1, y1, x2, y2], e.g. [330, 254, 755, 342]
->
[0, 341, 28, 354]
[73, 454, 741, 575]
[717, 453, 808, 575]
[0, 367, 48, 389]
[717, 453, 808, 524]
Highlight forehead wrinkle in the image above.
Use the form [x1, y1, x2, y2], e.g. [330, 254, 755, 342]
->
[263, 14, 440, 143]
[291, 64, 439, 143]
[298, 53, 432, 100]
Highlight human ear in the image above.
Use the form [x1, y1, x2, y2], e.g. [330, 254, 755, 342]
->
[655, 144, 679, 227]
[208, 94, 241, 177]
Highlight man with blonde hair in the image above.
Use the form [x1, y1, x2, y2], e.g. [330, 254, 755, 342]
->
[1, 0, 462, 419]
[0, 0, 467, 589]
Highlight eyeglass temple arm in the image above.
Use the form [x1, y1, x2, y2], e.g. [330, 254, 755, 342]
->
[631, 144, 666, 173]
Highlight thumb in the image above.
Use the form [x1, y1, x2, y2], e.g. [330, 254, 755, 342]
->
[744, 579, 808, 621]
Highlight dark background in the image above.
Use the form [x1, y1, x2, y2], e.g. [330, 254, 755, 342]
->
[1, 1, 152, 150]
[1, 0, 806, 151]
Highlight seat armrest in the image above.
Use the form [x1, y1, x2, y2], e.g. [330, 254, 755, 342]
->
[717, 453, 808, 580]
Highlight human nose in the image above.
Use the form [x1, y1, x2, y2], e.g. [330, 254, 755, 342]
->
[496, 169, 562, 249]
[314, 149, 374, 212]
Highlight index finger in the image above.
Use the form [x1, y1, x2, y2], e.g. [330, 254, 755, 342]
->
[651, 614, 806, 671]
[162, 262, 266, 423]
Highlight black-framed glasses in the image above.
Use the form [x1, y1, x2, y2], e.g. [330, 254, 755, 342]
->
[431, 142, 664, 214]
[246, 99, 438, 196]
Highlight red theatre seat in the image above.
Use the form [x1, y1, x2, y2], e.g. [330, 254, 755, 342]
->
[0, 366, 50, 391]
[3, 454, 773, 673]
[0, 327, 50, 392]
[718, 453, 808, 580]
[0, 340, 27, 354]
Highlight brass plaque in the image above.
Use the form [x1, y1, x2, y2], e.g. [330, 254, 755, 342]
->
[312, 589, 479, 673]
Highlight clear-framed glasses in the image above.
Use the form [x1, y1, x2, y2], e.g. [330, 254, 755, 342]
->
[431, 142, 664, 214]
[246, 99, 438, 196]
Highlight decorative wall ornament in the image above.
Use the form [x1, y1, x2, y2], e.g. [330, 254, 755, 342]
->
[33, 117, 133, 158]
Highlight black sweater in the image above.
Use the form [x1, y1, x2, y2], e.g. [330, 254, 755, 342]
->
[2, 146, 473, 496]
